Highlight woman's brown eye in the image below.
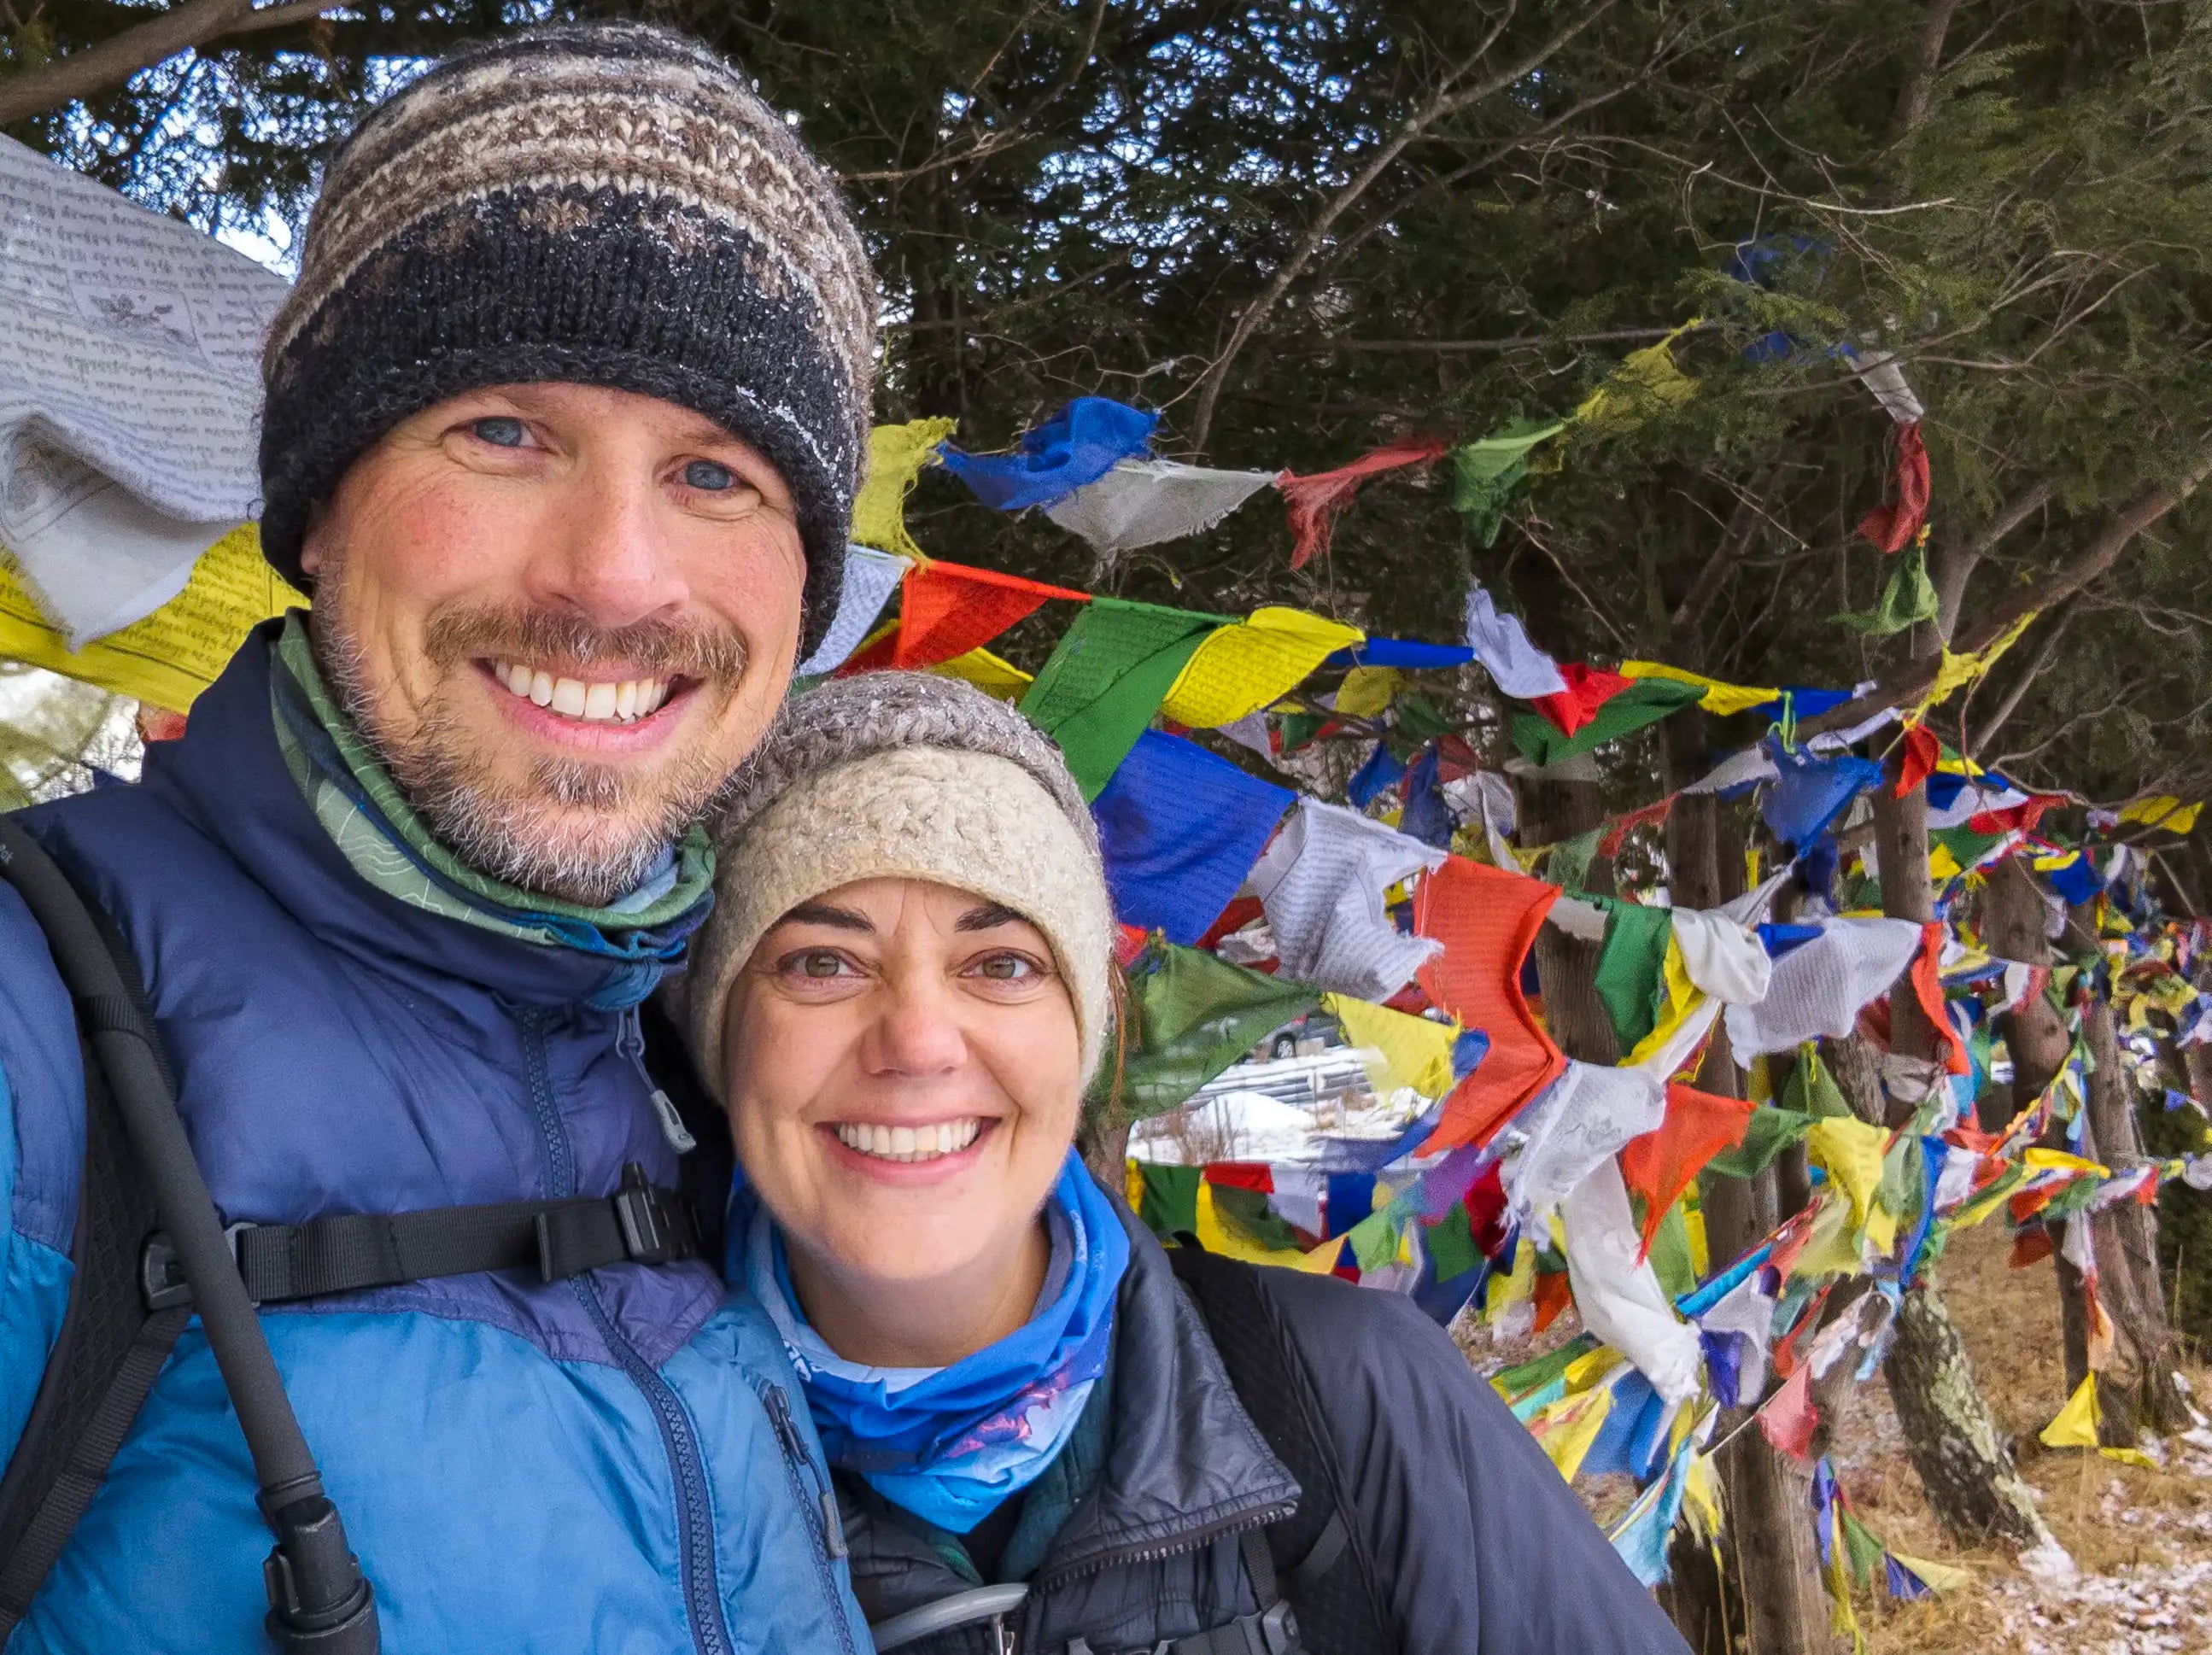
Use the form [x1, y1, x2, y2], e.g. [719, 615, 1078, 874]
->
[976, 955, 1033, 981]
[799, 950, 846, 978]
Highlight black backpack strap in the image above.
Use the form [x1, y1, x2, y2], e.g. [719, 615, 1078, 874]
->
[139, 1166, 699, 1310]
[0, 816, 381, 1652]
[0, 886, 190, 1638]
[1167, 1244, 1394, 1655]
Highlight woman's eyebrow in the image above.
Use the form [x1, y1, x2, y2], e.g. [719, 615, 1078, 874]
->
[955, 902, 1025, 933]
[781, 902, 873, 932]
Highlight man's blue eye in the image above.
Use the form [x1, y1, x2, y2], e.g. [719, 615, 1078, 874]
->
[471, 417, 527, 447]
[684, 459, 736, 491]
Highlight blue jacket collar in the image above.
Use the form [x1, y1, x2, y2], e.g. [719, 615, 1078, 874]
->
[141, 622, 705, 1009]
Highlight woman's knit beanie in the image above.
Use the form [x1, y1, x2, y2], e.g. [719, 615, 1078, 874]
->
[684, 672, 1115, 1098]
[259, 20, 877, 657]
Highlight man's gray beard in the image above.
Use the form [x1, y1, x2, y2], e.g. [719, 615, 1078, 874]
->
[312, 599, 741, 909]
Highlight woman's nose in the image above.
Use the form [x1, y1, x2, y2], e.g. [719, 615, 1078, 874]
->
[860, 977, 968, 1076]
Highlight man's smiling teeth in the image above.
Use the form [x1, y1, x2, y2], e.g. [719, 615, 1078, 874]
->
[834, 1120, 981, 1162]
[494, 661, 669, 722]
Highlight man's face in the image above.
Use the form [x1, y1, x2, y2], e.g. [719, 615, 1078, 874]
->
[301, 382, 806, 906]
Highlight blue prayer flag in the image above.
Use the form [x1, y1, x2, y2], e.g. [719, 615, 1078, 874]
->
[940, 397, 1158, 511]
[1760, 740, 1881, 849]
[1346, 741, 1407, 809]
[1091, 730, 1290, 944]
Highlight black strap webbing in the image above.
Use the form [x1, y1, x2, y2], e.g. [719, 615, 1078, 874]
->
[140, 1168, 700, 1310]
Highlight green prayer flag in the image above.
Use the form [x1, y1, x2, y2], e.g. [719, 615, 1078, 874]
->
[1209, 1183, 1304, 1253]
[2040, 1173, 2104, 1222]
[1495, 1335, 1599, 1407]
[1394, 693, 1454, 742]
[1840, 1510, 1888, 1588]
[1782, 1047, 1854, 1120]
[1510, 676, 1704, 766]
[1932, 825, 2005, 868]
[1547, 827, 1603, 895]
[1594, 897, 1674, 1052]
[1278, 711, 1328, 751]
[1706, 1107, 1814, 1178]
[1451, 418, 1567, 547]
[1349, 1207, 1401, 1272]
[1135, 1162, 1201, 1237]
[1111, 940, 1320, 1118]
[1018, 598, 1222, 798]
[1836, 542, 1940, 635]
[1647, 1198, 1699, 1299]
[1424, 1199, 1480, 1282]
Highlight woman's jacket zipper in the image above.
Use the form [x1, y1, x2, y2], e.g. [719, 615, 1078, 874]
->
[758, 1378, 862, 1655]
[518, 1006, 735, 1655]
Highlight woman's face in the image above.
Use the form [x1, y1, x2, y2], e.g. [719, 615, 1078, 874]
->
[723, 877, 1085, 1295]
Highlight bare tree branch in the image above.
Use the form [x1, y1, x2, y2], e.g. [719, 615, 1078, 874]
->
[1182, 1, 1620, 453]
[1889, 0, 1961, 138]
[0, 0, 342, 125]
[1798, 436, 2212, 740]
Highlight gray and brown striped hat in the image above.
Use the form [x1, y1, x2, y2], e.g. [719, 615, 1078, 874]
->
[258, 20, 877, 655]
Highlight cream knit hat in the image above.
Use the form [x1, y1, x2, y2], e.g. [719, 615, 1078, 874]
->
[683, 672, 1115, 1097]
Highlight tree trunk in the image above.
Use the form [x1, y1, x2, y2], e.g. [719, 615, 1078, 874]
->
[1983, 857, 2071, 1115]
[2145, 1039, 2212, 1358]
[1514, 772, 1617, 1062]
[1655, 711, 1840, 1655]
[1855, 784, 2057, 1551]
[2076, 982, 2191, 1435]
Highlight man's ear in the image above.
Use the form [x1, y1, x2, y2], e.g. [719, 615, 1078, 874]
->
[296, 497, 332, 579]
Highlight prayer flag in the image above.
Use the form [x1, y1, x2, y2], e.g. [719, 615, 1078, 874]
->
[1450, 418, 1566, 547]
[1159, 605, 1365, 727]
[1414, 855, 1566, 1149]
[1511, 676, 1704, 766]
[1617, 661, 1780, 717]
[1043, 459, 1280, 564]
[1462, 583, 1568, 698]
[1247, 798, 1443, 1000]
[1532, 661, 1636, 737]
[1838, 541, 1939, 634]
[1277, 436, 1448, 569]
[940, 397, 1156, 511]
[1018, 598, 1223, 797]
[886, 560, 1089, 670]
[1595, 898, 1675, 1053]
[797, 547, 910, 676]
[1091, 730, 1292, 943]
[1115, 939, 1318, 1118]
[1857, 419, 1929, 553]
[851, 418, 955, 561]
[1620, 1085, 1758, 1260]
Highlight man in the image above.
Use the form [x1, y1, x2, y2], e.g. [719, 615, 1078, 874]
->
[0, 21, 879, 1651]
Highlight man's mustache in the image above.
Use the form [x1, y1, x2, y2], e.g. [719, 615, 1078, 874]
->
[422, 604, 750, 684]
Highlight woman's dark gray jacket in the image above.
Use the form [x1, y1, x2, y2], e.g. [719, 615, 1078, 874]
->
[840, 1200, 1693, 1655]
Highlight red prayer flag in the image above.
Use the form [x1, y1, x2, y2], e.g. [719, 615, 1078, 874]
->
[1857, 419, 1930, 554]
[1531, 1268, 1572, 1335]
[1909, 920, 1972, 1076]
[1758, 1362, 1820, 1460]
[1412, 856, 1565, 1152]
[857, 560, 1086, 670]
[1203, 1161, 1274, 1194]
[1893, 721, 1940, 798]
[1277, 437, 1448, 570]
[1619, 1084, 1758, 1261]
[1599, 792, 1679, 859]
[1530, 661, 1635, 737]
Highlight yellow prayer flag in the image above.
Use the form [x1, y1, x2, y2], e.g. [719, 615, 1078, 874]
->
[1534, 1385, 1613, 1483]
[1911, 611, 2039, 720]
[1325, 993, 1459, 1099]
[1927, 843, 1963, 882]
[0, 528, 303, 714]
[2040, 1373, 2101, 1449]
[1331, 664, 1402, 718]
[2120, 796, 2203, 834]
[1624, 939, 1705, 1067]
[1563, 1345, 1625, 1395]
[1125, 1159, 1146, 1213]
[931, 646, 1032, 699]
[1486, 1235, 1536, 1319]
[1681, 1453, 1723, 1544]
[1887, 1552, 1972, 1594]
[2024, 1147, 2110, 1178]
[851, 418, 957, 563]
[1618, 661, 1779, 718]
[1806, 1116, 1888, 1232]
[1160, 605, 1364, 728]
[1575, 320, 1702, 428]
[1790, 1194, 1865, 1278]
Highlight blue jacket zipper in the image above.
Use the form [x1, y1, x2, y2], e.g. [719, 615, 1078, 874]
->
[758, 1380, 861, 1655]
[518, 1007, 734, 1655]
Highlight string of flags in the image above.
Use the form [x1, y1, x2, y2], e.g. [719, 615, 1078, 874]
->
[6, 236, 2209, 1623]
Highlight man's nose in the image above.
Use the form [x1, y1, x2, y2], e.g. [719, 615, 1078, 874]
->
[523, 458, 689, 630]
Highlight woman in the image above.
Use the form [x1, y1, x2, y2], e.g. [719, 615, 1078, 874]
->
[683, 672, 1688, 1654]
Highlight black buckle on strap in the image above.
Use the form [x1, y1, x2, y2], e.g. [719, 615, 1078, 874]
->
[610, 1163, 694, 1266]
[140, 1221, 257, 1312]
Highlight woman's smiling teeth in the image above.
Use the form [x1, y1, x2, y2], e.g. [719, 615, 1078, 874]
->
[493, 660, 670, 723]
[834, 1120, 981, 1162]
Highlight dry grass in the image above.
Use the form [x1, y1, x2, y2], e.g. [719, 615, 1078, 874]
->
[1835, 1221, 2212, 1654]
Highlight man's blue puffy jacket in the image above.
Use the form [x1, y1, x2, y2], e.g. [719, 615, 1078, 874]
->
[0, 630, 871, 1653]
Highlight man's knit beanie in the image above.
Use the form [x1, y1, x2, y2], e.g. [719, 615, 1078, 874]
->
[684, 671, 1115, 1099]
[259, 20, 877, 656]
